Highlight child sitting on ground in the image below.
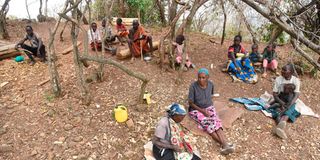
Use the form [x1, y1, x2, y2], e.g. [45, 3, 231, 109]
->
[249, 44, 263, 72]
[262, 43, 279, 77]
[172, 35, 195, 69]
[249, 44, 262, 63]
[267, 83, 296, 122]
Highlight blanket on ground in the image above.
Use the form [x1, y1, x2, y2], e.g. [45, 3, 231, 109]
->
[230, 91, 319, 118]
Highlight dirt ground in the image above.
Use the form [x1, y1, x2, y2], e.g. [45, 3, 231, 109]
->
[0, 20, 319, 160]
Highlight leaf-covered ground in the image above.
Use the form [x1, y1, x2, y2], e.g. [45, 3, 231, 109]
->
[0, 20, 319, 160]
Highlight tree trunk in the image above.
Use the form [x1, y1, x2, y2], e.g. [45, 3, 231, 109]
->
[70, 2, 91, 105]
[268, 26, 283, 44]
[44, 0, 48, 17]
[59, 21, 68, 42]
[46, 0, 69, 97]
[118, 0, 126, 17]
[39, 0, 43, 16]
[37, 0, 46, 22]
[220, 0, 227, 45]
[176, 0, 208, 35]
[159, 4, 191, 68]
[229, 0, 258, 44]
[69, 0, 89, 25]
[97, 0, 115, 82]
[25, 0, 31, 20]
[241, 0, 320, 55]
[0, 0, 10, 39]
[155, 0, 166, 26]
[291, 38, 320, 71]
[169, 0, 178, 69]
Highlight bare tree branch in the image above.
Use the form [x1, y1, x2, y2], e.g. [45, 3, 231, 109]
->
[230, 0, 259, 44]
[241, 0, 320, 54]
[80, 55, 149, 103]
[291, 38, 320, 71]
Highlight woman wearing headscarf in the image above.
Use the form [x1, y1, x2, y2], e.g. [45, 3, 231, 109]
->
[152, 103, 201, 160]
[227, 35, 257, 83]
[188, 68, 235, 155]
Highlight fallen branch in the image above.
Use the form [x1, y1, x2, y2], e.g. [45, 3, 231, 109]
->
[38, 79, 50, 86]
[80, 55, 149, 103]
[0, 44, 16, 52]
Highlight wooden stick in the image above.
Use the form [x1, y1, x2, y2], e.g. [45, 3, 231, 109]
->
[38, 79, 50, 86]
[140, 34, 143, 61]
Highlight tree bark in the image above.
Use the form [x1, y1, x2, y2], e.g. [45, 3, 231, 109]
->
[59, 21, 68, 42]
[69, 0, 89, 25]
[97, 0, 115, 82]
[176, 0, 208, 35]
[37, 0, 46, 22]
[268, 25, 283, 44]
[230, 0, 258, 44]
[291, 0, 318, 17]
[291, 38, 320, 71]
[220, 0, 227, 45]
[241, 0, 320, 55]
[0, 0, 10, 39]
[169, 0, 179, 69]
[155, 0, 166, 26]
[39, 0, 43, 17]
[118, 0, 126, 17]
[46, 0, 69, 97]
[25, 0, 31, 20]
[44, 0, 48, 17]
[159, 4, 191, 68]
[70, 0, 91, 105]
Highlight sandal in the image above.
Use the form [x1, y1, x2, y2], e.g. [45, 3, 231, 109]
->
[220, 143, 235, 155]
[273, 127, 288, 139]
[277, 121, 286, 129]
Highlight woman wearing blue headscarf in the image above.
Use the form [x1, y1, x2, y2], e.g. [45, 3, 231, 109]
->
[188, 68, 235, 155]
[152, 103, 201, 160]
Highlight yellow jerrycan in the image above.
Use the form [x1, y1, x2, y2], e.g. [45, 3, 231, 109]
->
[114, 104, 128, 123]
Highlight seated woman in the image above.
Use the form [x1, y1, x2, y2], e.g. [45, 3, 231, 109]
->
[152, 103, 201, 160]
[172, 35, 194, 69]
[188, 68, 235, 155]
[227, 35, 257, 83]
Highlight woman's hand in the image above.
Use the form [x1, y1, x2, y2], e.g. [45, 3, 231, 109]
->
[200, 108, 210, 117]
[172, 145, 182, 152]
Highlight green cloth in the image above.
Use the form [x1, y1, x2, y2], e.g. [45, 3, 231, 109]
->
[263, 48, 277, 62]
[268, 103, 301, 123]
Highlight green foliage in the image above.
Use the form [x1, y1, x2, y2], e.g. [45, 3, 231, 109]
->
[260, 23, 289, 44]
[92, 0, 105, 20]
[44, 92, 55, 102]
[125, 0, 159, 24]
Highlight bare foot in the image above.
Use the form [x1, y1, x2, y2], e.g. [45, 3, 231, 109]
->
[262, 73, 267, 78]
